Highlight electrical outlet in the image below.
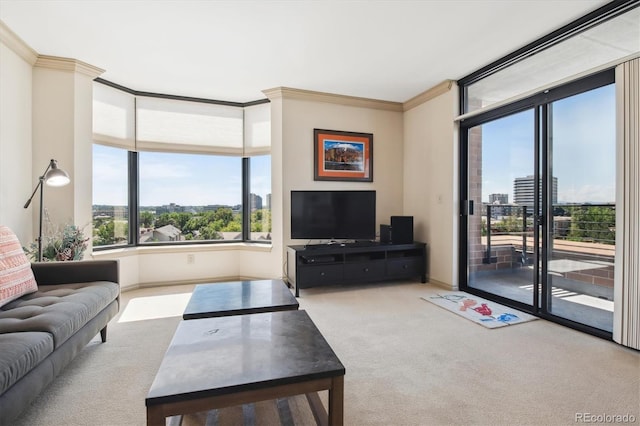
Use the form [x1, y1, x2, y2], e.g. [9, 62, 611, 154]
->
[187, 254, 195, 264]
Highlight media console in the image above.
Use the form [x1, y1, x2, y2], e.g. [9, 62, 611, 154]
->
[286, 242, 427, 296]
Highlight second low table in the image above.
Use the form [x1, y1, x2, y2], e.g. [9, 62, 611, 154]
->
[146, 310, 345, 425]
[183, 279, 299, 320]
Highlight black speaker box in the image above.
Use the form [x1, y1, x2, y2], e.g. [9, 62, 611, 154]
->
[391, 216, 413, 244]
[380, 224, 391, 243]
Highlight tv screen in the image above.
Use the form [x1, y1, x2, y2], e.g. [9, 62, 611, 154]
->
[291, 190, 376, 240]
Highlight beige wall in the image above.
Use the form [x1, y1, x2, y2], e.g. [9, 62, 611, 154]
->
[0, 32, 34, 244]
[31, 63, 100, 237]
[404, 86, 459, 289]
[267, 90, 405, 252]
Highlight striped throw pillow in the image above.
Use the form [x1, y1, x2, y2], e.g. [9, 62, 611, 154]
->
[0, 225, 38, 308]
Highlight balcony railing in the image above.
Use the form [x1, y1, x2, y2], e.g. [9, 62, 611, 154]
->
[482, 203, 615, 265]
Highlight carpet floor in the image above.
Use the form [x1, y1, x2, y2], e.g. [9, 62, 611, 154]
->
[11, 281, 640, 426]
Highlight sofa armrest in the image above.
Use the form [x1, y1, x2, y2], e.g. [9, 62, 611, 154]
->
[30, 260, 119, 286]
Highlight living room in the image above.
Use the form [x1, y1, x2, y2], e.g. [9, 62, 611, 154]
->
[1, 1, 639, 425]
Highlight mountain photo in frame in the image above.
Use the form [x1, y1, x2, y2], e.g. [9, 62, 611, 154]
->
[313, 129, 373, 182]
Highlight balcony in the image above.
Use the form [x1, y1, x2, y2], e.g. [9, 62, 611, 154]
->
[469, 204, 615, 332]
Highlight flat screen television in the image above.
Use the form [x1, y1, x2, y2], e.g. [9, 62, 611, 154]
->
[291, 190, 376, 240]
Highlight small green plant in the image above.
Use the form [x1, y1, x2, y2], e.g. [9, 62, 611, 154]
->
[24, 223, 89, 262]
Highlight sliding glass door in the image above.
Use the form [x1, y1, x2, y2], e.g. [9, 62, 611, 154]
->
[542, 85, 616, 331]
[461, 71, 616, 335]
[466, 110, 537, 307]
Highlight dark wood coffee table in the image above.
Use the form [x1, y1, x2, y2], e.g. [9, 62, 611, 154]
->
[182, 279, 299, 320]
[146, 310, 345, 425]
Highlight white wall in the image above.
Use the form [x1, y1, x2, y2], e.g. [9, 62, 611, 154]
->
[0, 37, 33, 243]
[403, 86, 459, 289]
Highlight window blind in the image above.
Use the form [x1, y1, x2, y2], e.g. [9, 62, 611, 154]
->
[614, 58, 640, 350]
[92, 82, 135, 150]
[243, 102, 271, 156]
[135, 96, 244, 155]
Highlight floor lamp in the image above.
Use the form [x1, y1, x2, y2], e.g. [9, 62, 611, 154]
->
[23, 159, 71, 262]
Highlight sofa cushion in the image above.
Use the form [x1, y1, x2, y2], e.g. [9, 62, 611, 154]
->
[0, 225, 38, 308]
[0, 331, 54, 395]
[0, 282, 119, 348]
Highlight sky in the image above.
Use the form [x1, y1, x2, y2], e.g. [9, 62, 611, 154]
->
[93, 148, 271, 206]
[480, 83, 615, 204]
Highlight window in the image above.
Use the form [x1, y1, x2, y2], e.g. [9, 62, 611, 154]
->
[92, 144, 129, 247]
[138, 152, 242, 243]
[460, 3, 639, 114]
[92, 80, 271, 248]
[249, 155, 272, 241]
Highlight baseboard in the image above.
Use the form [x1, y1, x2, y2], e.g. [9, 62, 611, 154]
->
[427, 279, 456, 291]
[123, 276, 282, 292]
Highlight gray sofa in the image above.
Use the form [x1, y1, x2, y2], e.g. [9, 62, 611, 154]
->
[0, 260, 120, 424]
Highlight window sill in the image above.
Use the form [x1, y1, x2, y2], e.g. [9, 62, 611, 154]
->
[91, 242, 272, 259]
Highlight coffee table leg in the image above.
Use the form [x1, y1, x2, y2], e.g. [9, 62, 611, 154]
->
[328, 375, 344, 426]
[147, 405, 165, 426]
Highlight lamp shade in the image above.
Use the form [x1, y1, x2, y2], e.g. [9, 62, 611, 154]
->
[44, 160, 70, 187]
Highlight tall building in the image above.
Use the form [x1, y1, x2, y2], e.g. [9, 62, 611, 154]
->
[266, 193, 271, 210]
[250, 193, 263, 211]
[513, 176, 557, 206]
[489, 193, 508, 204]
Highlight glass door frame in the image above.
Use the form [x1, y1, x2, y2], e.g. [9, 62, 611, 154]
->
[458, 69, 615, 340]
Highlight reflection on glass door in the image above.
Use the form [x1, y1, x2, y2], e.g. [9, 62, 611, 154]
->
[544, 85, 615, 332]
[467, 110, 537, 307]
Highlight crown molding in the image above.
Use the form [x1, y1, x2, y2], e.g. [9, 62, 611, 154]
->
[402, 80, 456, 111]
[262, 87, 403, 112]
[34, 55, 105, 78]
[0, 20, 38, 65]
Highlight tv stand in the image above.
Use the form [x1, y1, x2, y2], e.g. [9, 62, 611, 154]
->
[303, 240, 377, 250]
[286, 242, 427, 297]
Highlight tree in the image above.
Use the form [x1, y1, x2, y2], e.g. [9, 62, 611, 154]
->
[492, 214, 527, 234]
[155, 213, 176, 228]
[140, 211, 155, 228]
[251, 209, 271, 232]
[222, 220, 241, 232]
[199, 223, 222, 240]
[213, 207, 234, 225]
[174, 212, 192, 230]
[93, 220, 129, 246]
[184, 216, 207, 234]
[568, 206, 615, 245]
[95, 221, 114, 244]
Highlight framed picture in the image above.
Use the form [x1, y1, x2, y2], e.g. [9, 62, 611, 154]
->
[313, 129, 373, 182]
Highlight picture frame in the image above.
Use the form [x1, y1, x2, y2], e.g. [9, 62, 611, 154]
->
[313, 129, 373, 182]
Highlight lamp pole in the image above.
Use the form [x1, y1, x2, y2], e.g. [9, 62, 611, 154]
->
[23, 159, 70, 262]
[37, 175, 45, 262]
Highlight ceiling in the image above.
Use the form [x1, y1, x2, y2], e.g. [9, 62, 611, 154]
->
[0, 0, 611, 103]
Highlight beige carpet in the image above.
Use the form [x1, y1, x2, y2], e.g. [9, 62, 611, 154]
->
[11, 281, 640, 426]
